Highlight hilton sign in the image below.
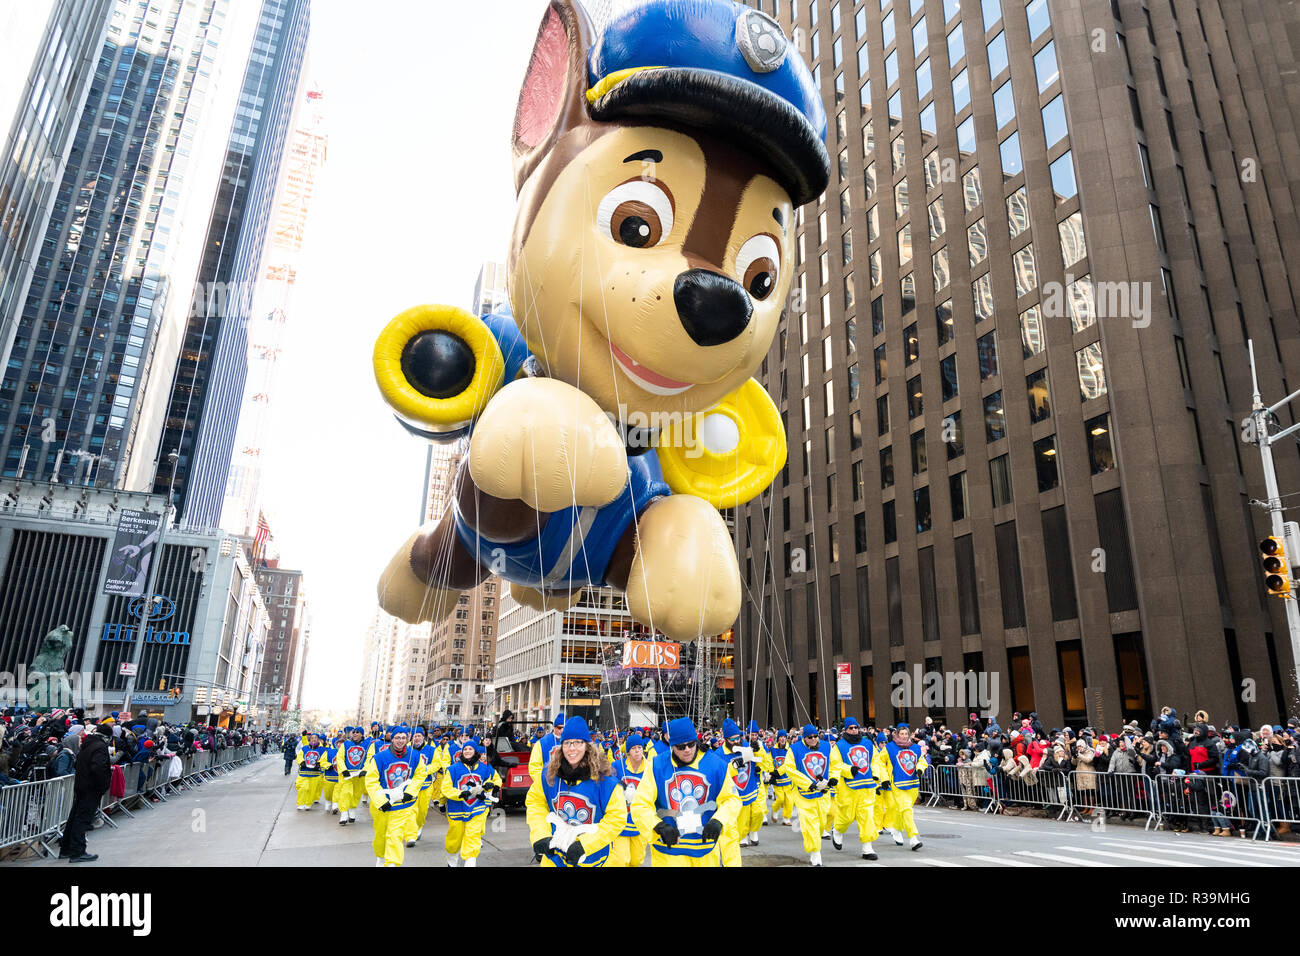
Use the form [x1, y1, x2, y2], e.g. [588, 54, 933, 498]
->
[100, 594, 191, 646]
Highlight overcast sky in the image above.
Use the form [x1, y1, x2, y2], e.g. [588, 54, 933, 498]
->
[263, 0, 551, 710]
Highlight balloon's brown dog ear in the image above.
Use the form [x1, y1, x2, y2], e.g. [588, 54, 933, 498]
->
[511, 0, 596, 195]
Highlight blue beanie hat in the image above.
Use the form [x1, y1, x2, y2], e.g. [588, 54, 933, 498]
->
[561, 716, 592, 743]
[625, 733, 645, 751]
[801, 723, 818, 738]
[776, 729, 789, 739]
[460, 738, 483, 756]
[392, 724, 411, 737]
[876, 732, 888, 743]
[844, 717, 860, 729]
[747, 719, 761, 733]
[722, 718, 741, 738]
[412, 726, 426, 737]
[897, 722, 910, 730]
[667, 717, 697, 745]
[553, 712, 565, 727]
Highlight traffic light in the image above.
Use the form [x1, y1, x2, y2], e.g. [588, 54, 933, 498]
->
[1260, 536, 1292, 597]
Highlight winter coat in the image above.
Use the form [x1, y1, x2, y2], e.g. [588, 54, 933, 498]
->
[1107, 747, 1138, 775]
[1074, 745, 1097, 790]
[74, 734, 112, 797]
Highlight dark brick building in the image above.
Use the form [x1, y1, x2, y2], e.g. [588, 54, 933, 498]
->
[736, 0, 1300, 731]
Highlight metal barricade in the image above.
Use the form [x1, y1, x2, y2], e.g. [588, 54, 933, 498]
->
[1150, 773, 1266, 839]
[1263, 777, 1300, 841]
[927, 763, 999, 811]
[916, 765, 935, 802]
[0, 774, 75, 854]
[988, 768, 1072, 817]
[1062, 770, 1157, 829]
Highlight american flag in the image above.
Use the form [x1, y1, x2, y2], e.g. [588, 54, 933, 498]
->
[253, 512, 270, 564]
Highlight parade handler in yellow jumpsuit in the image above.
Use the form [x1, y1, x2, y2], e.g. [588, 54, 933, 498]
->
[872, 722, 929, 851]
[630, 717, 740, 867]
[441, 738, 501, 867]
[333, 726, 367, 824]
[778, 724, 844, 866]
[363, 725, 428, 867]
[525, 716, 625, 867]
[830, 717, 880, 860]
[294, 731, 327, 810]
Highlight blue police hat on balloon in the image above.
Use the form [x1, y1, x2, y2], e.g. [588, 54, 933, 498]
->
[586, 0, 829, 205]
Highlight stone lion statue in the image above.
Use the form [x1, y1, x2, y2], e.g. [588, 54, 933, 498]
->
[28, 624, 75, 709]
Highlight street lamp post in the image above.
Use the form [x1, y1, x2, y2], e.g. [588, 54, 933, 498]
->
[121, 450, 179, 715]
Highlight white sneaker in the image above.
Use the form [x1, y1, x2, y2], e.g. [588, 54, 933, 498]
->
[821, 830, 830, 840]
[772, 811, 782, 824]
[416, 827, 423, 841]
[861, 843, 877, 860]
[909, 835, 923, 851]
[831, 829, 844, 850]
[374, 857, 384, 867]
[463, 857, 477, 868]
[738, 836, 750, 847]
[809, 850, 823, 866]
[348, 811, 356, 821]
[890, 828, 905, 846]
[339, 817, 347, 825]
[749, 836, 760, 846]
[405, 839, 417, 847]
[446, 853, 459, 867]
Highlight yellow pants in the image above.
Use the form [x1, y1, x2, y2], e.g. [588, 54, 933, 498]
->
[881, 787, 920, 837]
[295, 774, 323, 807]
[323, 779, 337, 804]
[792, 794, 832, 853]
[719, 822, 743, 867]
[771, 784, 795, 818]
[371, 804, 417, 866]
[736, 798, 764, 838]
[607, 833, 649, 867]
[416, 786, 433, 830]
[649, 845, 723, 867]
[834, 785, 879, 844]
[446, 814, 487, 860]
[335, 776, 363, 814]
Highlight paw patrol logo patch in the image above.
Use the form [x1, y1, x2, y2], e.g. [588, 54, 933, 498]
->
[621, 775, 640, 793]
[802, 752, 827, 779]
[735, 762, 751, 788]
[384, 762, 411, 789]
[346, 745, 365, 766]
[898, 750, 918, 775]
[459, 771, 483, 805]
[555, 791, 597, 825]
[736, 9, 788, 73]
[666, 770, 709, 813]
[848, 745, 871, 770]
[304, 750, 319, 768]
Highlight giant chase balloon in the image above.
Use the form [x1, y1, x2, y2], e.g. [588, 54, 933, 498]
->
[372, 0, 829, 641]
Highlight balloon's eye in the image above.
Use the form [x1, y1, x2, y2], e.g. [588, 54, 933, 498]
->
[598, 181, 674, 248]
[735, 234, 781, 301]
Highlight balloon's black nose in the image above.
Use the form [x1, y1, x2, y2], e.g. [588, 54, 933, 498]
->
[673, 269, 753, 346]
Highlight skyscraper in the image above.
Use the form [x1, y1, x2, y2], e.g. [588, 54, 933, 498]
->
[221, 82, 327, 537]
[152, 0, 311, 528]
[0, 0, 113, 372]
[737, 0, 1300, 730]
[0, 0, 262, 490]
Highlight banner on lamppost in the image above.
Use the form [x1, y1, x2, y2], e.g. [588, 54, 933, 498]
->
[836, 662, 852, 700]
[104, 509, 163, 596]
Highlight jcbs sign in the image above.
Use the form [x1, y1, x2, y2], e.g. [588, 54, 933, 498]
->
[621, 641, 681, 669]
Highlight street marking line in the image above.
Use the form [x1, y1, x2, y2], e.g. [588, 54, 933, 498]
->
[914, 858, 965, 866]
[1098, 841, 1277, 867]
[965, 854, 1041, 866]
[1015, 850, 1115, 866]
[1129, 837, 1300, 859]
[1055, 845, 1199, 866]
